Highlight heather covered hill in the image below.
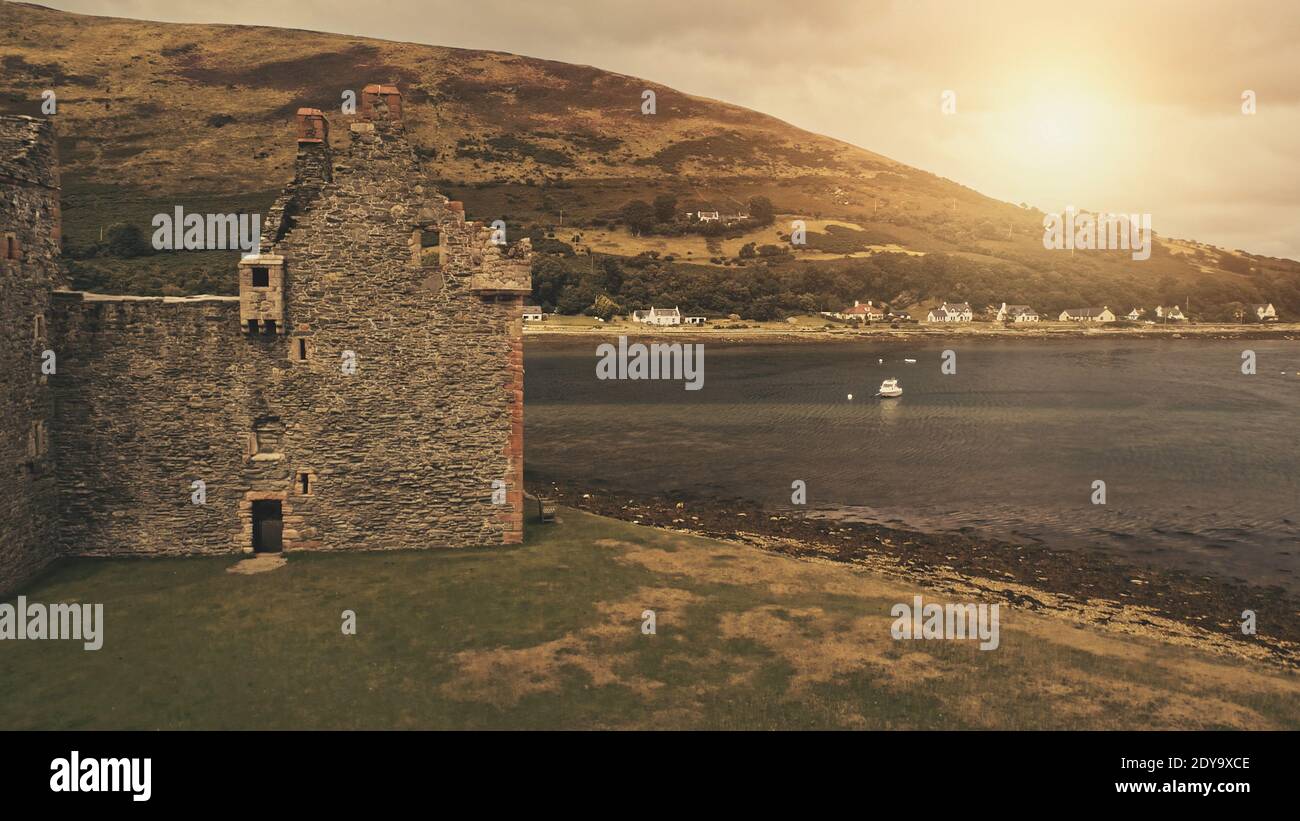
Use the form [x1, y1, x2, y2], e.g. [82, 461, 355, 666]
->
[2, 1, 1298, 318]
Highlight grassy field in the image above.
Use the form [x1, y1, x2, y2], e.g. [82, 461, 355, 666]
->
[1, 507, 1296, 730]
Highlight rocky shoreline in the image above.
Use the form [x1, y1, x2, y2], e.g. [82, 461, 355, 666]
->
[532, 480, 1300, 669]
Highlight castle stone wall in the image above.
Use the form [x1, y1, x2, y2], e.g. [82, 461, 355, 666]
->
[261, 106, 525, 550]
[0, 87, 528, 581]
[48, 293, 283, 557]
[0, 116, 62, 593]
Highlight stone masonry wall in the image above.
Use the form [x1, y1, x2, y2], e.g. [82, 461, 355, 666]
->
[259, 108, 526, 551]
[0, 116, 62, 594]
[47, 278, 523, 556]
[48, 292, 288, 557]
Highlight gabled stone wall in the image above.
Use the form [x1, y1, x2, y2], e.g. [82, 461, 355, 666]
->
[253, 89, 529, 550]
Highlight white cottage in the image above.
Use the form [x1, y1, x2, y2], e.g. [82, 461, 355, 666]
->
[926, 302, 973, 322]
[632, 306, 683, 326]
[995, 302, 1039, 322]
[1247, 303, 1278, 322]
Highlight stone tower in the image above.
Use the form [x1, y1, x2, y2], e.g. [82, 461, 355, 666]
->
[237, 82, 533, 553]
[0, 115, 63, 589]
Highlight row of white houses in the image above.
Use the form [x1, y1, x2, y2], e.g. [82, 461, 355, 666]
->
[524, 300, 1279, 325]
[523, 305, 708, 324]
[917, 301, 1279, 323]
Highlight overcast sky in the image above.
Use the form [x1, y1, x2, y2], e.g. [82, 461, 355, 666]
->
[44, 0, 1300, 259]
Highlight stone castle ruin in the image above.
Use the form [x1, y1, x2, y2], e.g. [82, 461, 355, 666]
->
[0, 84, 532, 593]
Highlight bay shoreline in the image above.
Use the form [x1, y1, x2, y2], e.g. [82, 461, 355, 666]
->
[525, 322, 1300, 345]
[530, 480, 1300, 669]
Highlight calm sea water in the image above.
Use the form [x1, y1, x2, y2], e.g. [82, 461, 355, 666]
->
[525, 339, 1300, 592]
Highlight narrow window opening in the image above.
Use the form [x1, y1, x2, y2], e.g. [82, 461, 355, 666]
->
[247, 319, 258, 334]
[297, 338, 307, 360]
[34, 314, 44, 341]
[298, 472, 311, 495]
[263, 319, 277, 335]
[27, 420, 47, 460]
[251, 266, 269, 287]
[419, 229, 441, 268]
[5, 235, 15, 259]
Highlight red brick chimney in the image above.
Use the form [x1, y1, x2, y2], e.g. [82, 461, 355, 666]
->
[296, 108, 329, 143]
[360, 84, 402, 122]
[294, 108, 332, 188]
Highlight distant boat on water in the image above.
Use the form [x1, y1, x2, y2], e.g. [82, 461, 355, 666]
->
[878, 378, 903, 397]
[904, 358, 917, 363]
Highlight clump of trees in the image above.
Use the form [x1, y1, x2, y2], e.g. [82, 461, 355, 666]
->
[618, 195, 775, 237]
[64, 222, 154, 260]
[529, 241, 1300, 323]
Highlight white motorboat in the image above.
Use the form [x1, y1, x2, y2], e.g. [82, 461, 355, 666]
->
[878, 378, 903, 397]
[904, 358, 917, 363]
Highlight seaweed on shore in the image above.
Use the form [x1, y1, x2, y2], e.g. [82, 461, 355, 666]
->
[532, 480, 1300, 667]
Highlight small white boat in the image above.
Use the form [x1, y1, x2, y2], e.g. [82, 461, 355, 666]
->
[904, 358, 917, 364]
[878, 378, 903, 397]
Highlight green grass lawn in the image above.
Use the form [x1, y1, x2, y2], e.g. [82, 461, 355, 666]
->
[1, 508, 1296, 729]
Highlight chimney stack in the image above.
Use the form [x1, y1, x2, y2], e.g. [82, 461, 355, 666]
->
[360, 84, 403, 123]
[294, 108, 332, 188]
[296, 108, 329, 143]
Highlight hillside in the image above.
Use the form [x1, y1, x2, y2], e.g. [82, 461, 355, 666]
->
[3, 1, 1298, 319]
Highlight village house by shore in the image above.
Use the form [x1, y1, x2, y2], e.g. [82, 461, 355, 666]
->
[926, 302, 974, 322]
[632, 306, 683, 325]
[809, 298, 1282, 326]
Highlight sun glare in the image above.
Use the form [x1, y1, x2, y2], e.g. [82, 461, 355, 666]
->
[1021, 94, 1100, 157]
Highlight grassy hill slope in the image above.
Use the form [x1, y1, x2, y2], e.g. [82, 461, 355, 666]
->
[2, 1, 1298, 318]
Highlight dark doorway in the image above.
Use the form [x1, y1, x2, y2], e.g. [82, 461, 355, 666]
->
[252, 500, 283, 553]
